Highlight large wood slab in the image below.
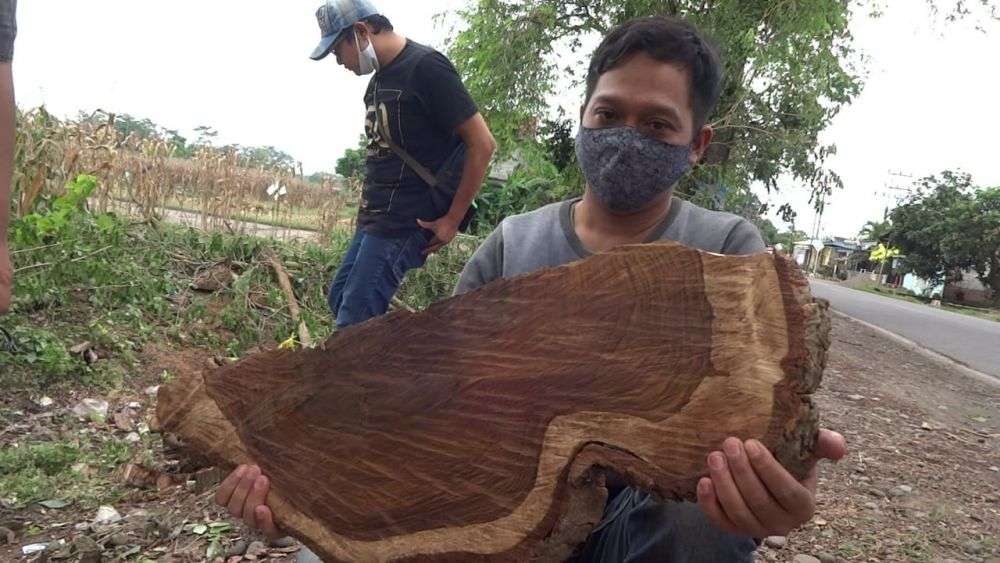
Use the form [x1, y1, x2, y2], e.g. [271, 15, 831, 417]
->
[157, 242, 830, 562]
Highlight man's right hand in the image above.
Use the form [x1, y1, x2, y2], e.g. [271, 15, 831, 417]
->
[0, 242, 11, 314]
[215, 465, 282, 540]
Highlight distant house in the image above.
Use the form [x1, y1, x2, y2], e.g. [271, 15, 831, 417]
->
[792, 238, 863, 274]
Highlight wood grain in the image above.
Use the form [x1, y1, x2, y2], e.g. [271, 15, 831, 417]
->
[157, 242, 830, 562]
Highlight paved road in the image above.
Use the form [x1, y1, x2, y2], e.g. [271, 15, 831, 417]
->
[809, 279, 1000, 378]
[98, 199, 323, 243]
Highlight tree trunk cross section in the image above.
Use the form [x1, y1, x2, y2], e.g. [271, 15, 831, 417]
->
[157, 242, 830, 562]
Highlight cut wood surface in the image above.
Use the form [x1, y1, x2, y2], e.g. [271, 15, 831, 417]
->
[157, 241, 831, 562]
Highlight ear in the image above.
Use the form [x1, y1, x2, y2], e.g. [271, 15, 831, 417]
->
[353, 22, 369, 43]
[689, 125, 714, 166]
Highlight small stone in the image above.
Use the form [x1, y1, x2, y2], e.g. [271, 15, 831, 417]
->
[144, 385, 160, 396]
[990, 466, 999, 472]
[93, 505, 122, 525]
[962, 541, 984, 555]
[125, 432, 141, 443]
[846, 394, 864, 401]
[127, 401, 142, 409]
[37, 396, 54, 408]
[814, 518, 828, 526]
[818, 553, 837, 563]
[898, 485, 913, 493]
[793, 555, 821, 563]
[269, 536, 297, 548]
[74, 522, 91, 531]
[245, 540, 267, 560]
[72, 398, 110, 422]
[107, 532, 130, 546]
[764, 536, 787, 549]
[69, 341, 93, 355]
[864, 501, 879, 510]
[227, 539, 249, 557]
[72, 535, 101, 563]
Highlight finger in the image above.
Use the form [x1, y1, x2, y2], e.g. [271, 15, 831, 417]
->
[254, 505, 282, 541]
[243, 474, 271, 528]
[815, 429, 847, 462]
[725, 438, 794, 533]
[745, 439, 814, 522]
[423, 241, 445, 255]
[416, 219, 433, 230]
[707, 450, 766, 537]
[697, 477, 741, 536]
[227, 465, 260, 519]
[215, 465, 246, 507]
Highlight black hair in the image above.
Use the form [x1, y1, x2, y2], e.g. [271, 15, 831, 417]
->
[361, 14, 393, 34]
[585, 16, 723, 131]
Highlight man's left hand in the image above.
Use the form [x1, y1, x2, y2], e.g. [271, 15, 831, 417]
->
[697, 429, 846, 538]
[416, 216, 460, 255]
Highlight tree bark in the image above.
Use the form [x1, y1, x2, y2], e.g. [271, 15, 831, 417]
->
[157, 242, 830, 562]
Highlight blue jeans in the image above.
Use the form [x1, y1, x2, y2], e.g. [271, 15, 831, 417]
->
[570, 489, 757, 562]
[327, 229, 429, 329]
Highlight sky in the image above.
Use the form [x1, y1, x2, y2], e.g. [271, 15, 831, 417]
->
[12, 1, 1000, 239]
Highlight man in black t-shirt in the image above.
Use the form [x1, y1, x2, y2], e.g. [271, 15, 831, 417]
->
[310, 0, 496, 329]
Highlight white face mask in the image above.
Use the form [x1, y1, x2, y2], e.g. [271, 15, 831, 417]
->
[355, 29, 379, 75]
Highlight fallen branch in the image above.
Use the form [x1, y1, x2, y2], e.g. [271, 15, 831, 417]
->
[14, 245, 114, 274]
[262, 249, 312, 349]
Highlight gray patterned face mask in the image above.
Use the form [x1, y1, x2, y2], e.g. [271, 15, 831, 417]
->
[575, 126, 693, 213]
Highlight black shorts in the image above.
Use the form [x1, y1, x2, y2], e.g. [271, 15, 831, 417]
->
[0, 0, 15, 63]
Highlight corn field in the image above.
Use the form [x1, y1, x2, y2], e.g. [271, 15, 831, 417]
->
[11, 108, 353, 237]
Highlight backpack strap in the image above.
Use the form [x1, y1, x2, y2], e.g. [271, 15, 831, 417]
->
[376, 104, 439, 188]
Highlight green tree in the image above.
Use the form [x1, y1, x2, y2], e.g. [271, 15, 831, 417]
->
[858, 218, 892, 244]
[447, 0, 998, 211]
[889, 171, 1000, 301]
[335, 135, 368, 180]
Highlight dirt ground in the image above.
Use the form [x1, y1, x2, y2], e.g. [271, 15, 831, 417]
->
[1, 315, 997, 562]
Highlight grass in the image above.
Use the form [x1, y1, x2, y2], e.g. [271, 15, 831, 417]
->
[851, 281, 1000, 323]
[2, 181, 479, 393]
[0, 435, 134, 509]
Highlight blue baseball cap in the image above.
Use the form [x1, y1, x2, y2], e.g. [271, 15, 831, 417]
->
[310, 0, 380, 61]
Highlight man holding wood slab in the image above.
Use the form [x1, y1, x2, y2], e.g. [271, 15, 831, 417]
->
[214, 15, 846, 562]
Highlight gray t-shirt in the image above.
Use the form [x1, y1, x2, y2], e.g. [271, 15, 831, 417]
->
[455, 197, 766, 295]
[453, 196, 765, 562]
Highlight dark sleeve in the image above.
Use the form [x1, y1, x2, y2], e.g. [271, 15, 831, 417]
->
[415, 51, 479, 133]
[453, 226, 504, 296]
[0, 0, 16, 63]
[722, 219, 767, 255]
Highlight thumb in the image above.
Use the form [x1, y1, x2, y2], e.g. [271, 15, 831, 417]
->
[815, 429, 847, 462]
[416, 219, 433, 229]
